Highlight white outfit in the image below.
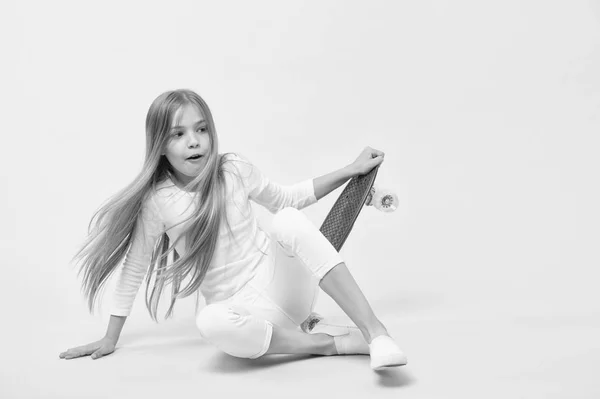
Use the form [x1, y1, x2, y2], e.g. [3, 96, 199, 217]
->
[111, 153, 344, 359]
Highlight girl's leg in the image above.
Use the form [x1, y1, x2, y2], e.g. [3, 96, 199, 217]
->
[267, 207, 390, 344]
[196, 301, 336, 358]
[248, 236, 371, 357]
[319, 262, 388, 344]
[264, 325, 336, 356]
[196, 303, 272, 359]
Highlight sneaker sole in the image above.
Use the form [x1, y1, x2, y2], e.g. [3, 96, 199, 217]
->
[371, 354, 408, 370]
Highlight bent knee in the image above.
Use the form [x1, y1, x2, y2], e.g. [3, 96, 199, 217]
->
[195, 303, 272, 359]
[196, 303, 234, 339]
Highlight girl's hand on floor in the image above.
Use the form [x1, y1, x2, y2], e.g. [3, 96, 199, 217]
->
[350, 146, 385, 176]
[59, 337, 117, 360]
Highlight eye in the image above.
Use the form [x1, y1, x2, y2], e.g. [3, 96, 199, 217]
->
[197, 126, 207, 133]
[174, 131, 183, 137]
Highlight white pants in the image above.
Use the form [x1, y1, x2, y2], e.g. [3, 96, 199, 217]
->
[195, 207, 344, 359]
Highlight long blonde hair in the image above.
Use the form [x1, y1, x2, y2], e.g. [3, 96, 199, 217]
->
[73, 89, 240, 321]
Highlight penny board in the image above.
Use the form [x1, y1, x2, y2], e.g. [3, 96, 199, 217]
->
[319, 165, 379, 252]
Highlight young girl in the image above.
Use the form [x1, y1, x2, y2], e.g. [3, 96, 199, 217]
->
[58, 89, 407, 370]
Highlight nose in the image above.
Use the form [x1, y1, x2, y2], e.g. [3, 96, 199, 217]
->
[187, 132, 199, 148]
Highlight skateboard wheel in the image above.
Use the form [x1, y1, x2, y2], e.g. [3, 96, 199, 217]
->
[367, 185, 398, 212]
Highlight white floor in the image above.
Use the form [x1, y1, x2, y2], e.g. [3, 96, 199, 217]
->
[5, 181, 600, 398]
[5, 255, 599, 399]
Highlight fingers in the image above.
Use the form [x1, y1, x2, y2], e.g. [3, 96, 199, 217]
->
[91, 347, 115, 360]
[365, 146, 385, 158]
[59, 344, 96, 360]
[371, 151, 385, 163]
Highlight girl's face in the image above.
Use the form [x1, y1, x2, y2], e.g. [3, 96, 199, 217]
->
[164, 103, 211, 187]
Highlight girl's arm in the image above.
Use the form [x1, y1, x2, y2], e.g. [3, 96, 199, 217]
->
[110, 196, 165, 316]
[105, 314, 127, 344]
[313, 147, 385, 200]
[233, 154, 320, 213]
[59, 197, 164, 361]
[59, 315, 126, 360]
[312, 165, 356, 201]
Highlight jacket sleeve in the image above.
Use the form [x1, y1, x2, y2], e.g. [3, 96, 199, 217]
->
[110, 195, 165, 317]
[230, 153, 318, 213]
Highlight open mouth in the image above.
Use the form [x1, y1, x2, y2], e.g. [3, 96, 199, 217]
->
[187, 154, 202, 160]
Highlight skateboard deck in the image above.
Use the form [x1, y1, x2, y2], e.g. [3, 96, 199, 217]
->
[319, 165, 380, 252]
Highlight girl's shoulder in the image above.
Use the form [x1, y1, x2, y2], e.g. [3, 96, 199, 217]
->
[139, 188, 166, 225]
[138, 177, 178, 218]
[222, 152, 247, 166]
[222, 152, 253, 176]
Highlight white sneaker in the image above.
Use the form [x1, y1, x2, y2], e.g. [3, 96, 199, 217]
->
[302, 313, 370, 355]
[368, 335, 408, 370]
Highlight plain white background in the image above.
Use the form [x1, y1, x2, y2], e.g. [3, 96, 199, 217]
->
[1, 0, 599, 398]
